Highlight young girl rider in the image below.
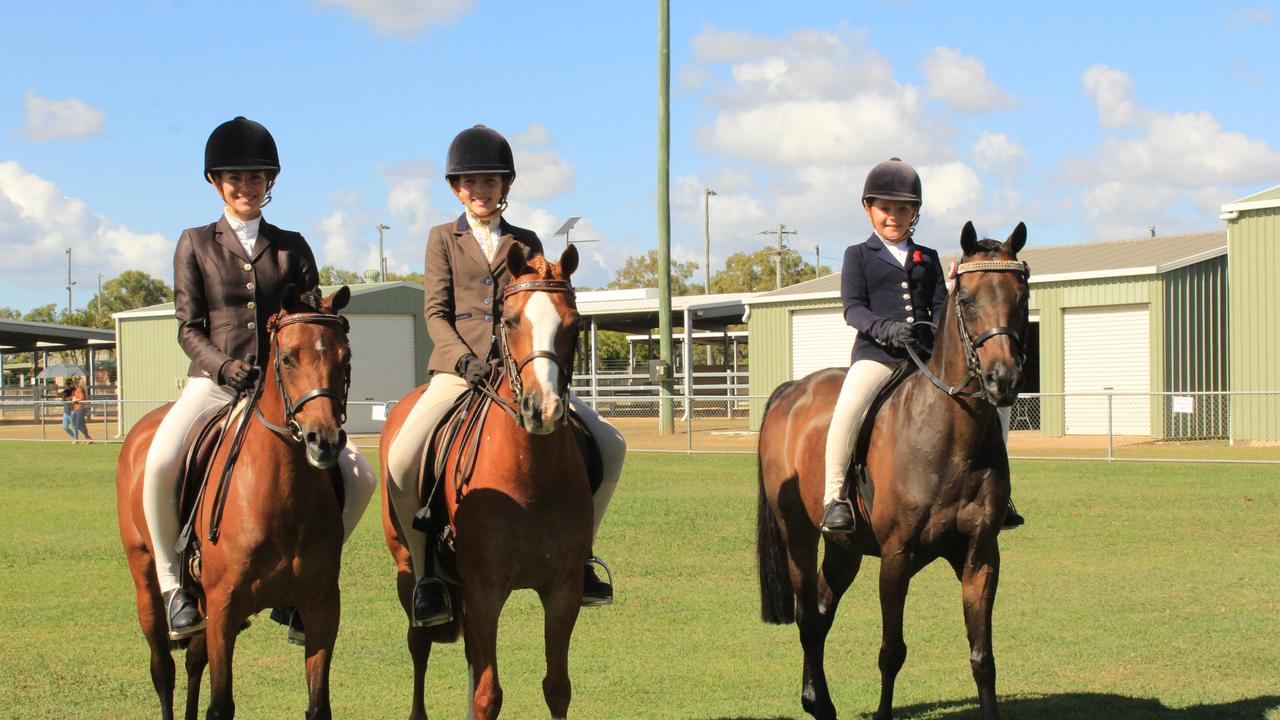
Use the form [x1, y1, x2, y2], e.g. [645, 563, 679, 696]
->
[142, 117, 376, 640]
[384, 124, 626, 627]
[820, 158, 1024, 534]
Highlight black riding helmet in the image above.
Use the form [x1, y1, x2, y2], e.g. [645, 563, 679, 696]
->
[445, 125, 516, 180]
[862, 157, 922, 205]
[204, 116, 280, 182]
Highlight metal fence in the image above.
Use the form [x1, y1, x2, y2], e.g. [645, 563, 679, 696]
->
[3, 391, 1279, 464]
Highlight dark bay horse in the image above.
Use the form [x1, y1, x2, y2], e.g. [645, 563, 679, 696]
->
[117, 287, 353, 720]
[757, 222, 1029, 720]
[380, 244, 592, 720]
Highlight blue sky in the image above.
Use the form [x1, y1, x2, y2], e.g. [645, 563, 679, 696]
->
[2, 1, 1277, 311]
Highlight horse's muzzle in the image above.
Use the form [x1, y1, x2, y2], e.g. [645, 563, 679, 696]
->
[983, 365, 1022, 407]
[519, 390, 564, 435]
[303, 427, 346, 469]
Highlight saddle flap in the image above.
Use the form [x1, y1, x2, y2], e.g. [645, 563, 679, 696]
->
[176, 404, 234, 524]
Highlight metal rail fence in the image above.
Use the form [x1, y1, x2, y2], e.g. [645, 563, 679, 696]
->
[2, 391, 1278, 464]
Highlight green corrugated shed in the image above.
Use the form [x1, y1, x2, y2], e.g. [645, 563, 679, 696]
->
[1223, 186, 1280, 442]
[115, 282, 430, 432]
[745, 231, 1230, 435]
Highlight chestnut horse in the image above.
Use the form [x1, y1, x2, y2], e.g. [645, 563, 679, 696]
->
[117, 287, 353, 720]
[380, 244, 591, 720]
[756, 222, 1029, 720]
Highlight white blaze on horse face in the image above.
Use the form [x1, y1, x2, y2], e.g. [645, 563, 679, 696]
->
[314, 339, 326, 353]
[522, 292, 565, 418]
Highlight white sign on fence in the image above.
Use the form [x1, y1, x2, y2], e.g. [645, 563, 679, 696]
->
[371, 403, 387, 422]
[1172, 396, 1195, 414]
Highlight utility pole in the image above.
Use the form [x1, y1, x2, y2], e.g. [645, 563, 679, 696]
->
[758, 224, 798, 290]
[815, 245, 820, 280]
[376, 224, 390, 282]
[96, 273, 103, 324]
[657, 0, 674, 434]
[64, 248, 75, 317]
[703, 188, 716, 294]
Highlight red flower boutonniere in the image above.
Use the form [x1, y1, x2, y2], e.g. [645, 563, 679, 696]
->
[912, 250, 923, 264]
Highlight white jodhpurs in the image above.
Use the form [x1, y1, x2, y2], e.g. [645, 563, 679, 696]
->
[142, 377, 376, 594]
[822, 359, 896, 507]
[385, 373, 626, 580]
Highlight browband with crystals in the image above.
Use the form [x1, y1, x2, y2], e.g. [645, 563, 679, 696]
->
[954, 259, 1029, 277]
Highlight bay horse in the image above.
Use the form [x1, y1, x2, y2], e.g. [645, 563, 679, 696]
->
[756, 222, 1029, 720]
[380, 244, 592, 720]
[116, 287, 353, 720]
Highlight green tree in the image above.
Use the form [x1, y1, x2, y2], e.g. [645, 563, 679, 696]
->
[23, 304, 59, 324]
[713, 247, 831, 292]
[318, 266, 361, 286]
[0, 307, 20, 320]
[607, 250, 699, 296]
[387, 270, 424, 285]
[85, 270, 174, 327]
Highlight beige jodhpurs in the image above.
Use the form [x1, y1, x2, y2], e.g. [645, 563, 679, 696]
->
[142, 377, 376, 594]
[384, 373, 626, 580]
[823, 359, 896, 507]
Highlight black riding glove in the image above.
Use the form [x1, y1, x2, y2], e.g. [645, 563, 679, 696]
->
[880, 321, 915, 349]
[457, 353, 489, 387]
[221, 359, 259, 391]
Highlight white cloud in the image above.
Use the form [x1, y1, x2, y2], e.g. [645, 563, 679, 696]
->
[1222, 7, 1272, 29]
[314, 0, 472, 39]
[0, 162, 170, 296]
[972, 132, 1028, 173]
[920, 47, 1015, 113]
[23, 90, 105, 141]
[510, 123, 574, 201]
[1069, 65, 1280, 237]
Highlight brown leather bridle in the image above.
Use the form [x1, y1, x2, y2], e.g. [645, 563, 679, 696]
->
[497, 278, 578, 425]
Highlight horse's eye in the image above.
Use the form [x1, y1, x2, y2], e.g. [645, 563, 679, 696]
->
[503, 317, 518, 330]
[281, 353, 294, 368]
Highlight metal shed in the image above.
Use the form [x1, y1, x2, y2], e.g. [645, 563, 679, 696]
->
[114, 282, 430, 434]
[745, 231, 1229, 437]
[1222, 186, 1280, 442]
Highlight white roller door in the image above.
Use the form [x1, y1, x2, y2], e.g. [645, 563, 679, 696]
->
[346, 314, 416, 433]
[1063, 305, 1150, 436]
[791, 307, 856, 380]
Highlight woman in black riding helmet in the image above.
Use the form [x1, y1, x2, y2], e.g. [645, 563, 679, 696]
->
[141, 117, 376, 642]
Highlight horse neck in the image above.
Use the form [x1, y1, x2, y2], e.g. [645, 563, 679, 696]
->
[922, 293, 999, 449]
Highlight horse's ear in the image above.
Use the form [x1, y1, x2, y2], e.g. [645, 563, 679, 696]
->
[960, 221, 979, 256]
[280, 283, 303, 313]
[507, 242, 530, 278]
[1005, 222, 1027, 256]
[559, 243, 579, 278]
[328, 285, 351, 313]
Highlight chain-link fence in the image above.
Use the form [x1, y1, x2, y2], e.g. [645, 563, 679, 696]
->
[5, 391, 1279, 464]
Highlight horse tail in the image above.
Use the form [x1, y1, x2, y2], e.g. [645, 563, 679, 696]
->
[756, 383, 796, 625]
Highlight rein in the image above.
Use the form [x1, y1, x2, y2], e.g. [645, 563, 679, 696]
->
[905, 258, 1028, 403]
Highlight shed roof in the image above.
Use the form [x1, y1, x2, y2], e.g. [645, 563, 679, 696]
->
[576, 288, 755, 333]
[113, 281, 419, 319]
[1222, 185, 1280, 212]
[748, 230, 1226, 305]
[0, 319, 116, 353]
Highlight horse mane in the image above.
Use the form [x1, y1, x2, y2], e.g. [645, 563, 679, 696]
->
[519, 253, 560, 281]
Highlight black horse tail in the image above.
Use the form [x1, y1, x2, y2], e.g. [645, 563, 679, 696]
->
[757, 381, 796, 625]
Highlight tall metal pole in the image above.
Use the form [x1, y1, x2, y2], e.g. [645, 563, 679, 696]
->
[96, 273, 103, 324]
[703, 188, 716, 294]
[376, 224, 390, 282]
[64, 248, 73, 317]
[657, 0, 674, 434]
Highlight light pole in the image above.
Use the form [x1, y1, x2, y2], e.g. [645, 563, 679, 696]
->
[703, 188, 716, 295]
[376, 224, 390, 282]
[64, 249, 76, 318]
[96, 273, 103, 324]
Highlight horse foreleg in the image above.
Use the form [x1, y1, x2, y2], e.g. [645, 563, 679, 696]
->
[183, 633, 209, 720]
[540, 581, 582, 720]
[951, 543, 1001, 720]
[203, 596, 240, 720]
[463, 592, 508, 720]
[873, 546, 916, 720]
[406, 626, 433, 720]
[302, 596, 340, 720]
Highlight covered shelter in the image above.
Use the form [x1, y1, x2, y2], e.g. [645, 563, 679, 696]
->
[0, 319, 116, 390]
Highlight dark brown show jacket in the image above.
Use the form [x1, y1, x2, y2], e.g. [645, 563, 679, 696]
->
[173, 216, 319, 383]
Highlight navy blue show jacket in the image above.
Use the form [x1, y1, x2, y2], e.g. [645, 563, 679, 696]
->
[840, 233, 949, 365]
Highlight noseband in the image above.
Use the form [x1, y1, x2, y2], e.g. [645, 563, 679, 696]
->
[256, 312, 352, 442]
[906, 259, 1029, 403]
[498, 278, 577, 422]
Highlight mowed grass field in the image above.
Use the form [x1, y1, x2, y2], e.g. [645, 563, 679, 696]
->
[1, 444, 1277, 720]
